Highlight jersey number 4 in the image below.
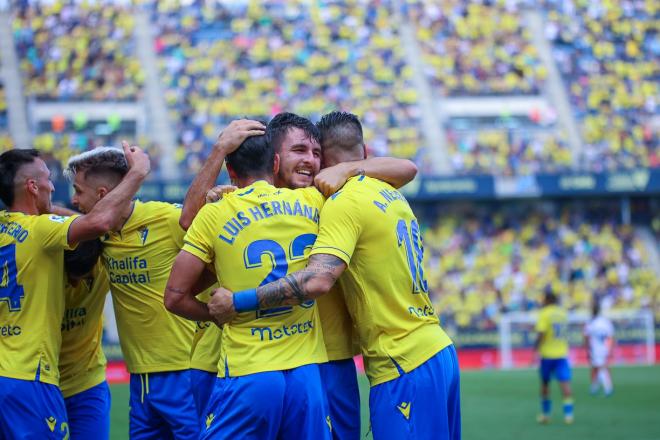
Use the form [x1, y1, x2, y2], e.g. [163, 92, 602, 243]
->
[397, 219, 428, 294]
[244, 233, 317, 318]
[0, 244, 25, 311]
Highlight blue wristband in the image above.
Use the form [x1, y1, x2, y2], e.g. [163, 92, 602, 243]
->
[233, 289, 258, 312]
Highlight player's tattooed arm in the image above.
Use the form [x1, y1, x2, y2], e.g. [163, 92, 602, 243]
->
[257, 254, 347, 308]
[208, 254, 347, 325]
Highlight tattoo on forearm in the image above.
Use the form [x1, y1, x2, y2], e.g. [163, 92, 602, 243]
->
[256, 254, 345, 309]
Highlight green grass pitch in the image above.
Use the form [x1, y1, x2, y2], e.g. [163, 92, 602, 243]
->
[109, 365, 660, 440]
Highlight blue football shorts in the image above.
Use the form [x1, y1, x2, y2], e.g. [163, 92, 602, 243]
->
[0, 376, 69, 439]
[201, 363, 332, 440]
[369, 345, 461, 440]
[540, 358, 572, 383]
[65, 380, 111, 440]
[129, 370, 199, 440]
[319, 358, 361, 440]
[191, 368, 217, 418]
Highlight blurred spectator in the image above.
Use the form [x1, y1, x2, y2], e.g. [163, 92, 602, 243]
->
[13, 0, 144, 101]
[545, 0, 659, 171]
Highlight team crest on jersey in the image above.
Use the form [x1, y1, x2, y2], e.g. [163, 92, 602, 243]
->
[47, 215, 68, 224]
[397, 402, 411, 420]
[205, 413, 215, 429]
[326, 415, 333, 432]
[46, 416, 57, 432]
[138, 227, 149, 245]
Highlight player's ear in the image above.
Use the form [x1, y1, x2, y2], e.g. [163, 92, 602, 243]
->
[25, 177, 39, 198]
[97, 186, 109, 200]
[226, 164, 238, 184]
[362, 143, 368, 160]
[273, 153, 280, 175]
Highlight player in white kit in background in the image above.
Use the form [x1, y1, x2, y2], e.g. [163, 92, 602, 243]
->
[584, 302, 615, 396]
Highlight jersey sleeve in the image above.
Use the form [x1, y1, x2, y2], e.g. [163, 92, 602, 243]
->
[33, 213, 81, 251]
[309, 189, 362, 266]
[181, 204, 216, 264]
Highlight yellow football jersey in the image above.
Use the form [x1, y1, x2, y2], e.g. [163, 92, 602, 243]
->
[182, 180, 328, 377]
[190, 287, 222, 373]
[535, 304, 569, 359]
[0, 210, 79, 385]
[101, 201, 195, 373]
[318, 285, 357, 361]
[310, 176, 452, 386]
[60, 263, 109, 398]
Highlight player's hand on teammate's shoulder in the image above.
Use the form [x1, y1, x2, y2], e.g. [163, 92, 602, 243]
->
[208, 287, 237, 325]
[121, 140, 151, 178]
[206, 185, 238, 204]
[314, 162, 352, 197]
[213, 119, 266, 155]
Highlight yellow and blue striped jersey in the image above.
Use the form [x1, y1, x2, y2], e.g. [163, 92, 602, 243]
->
[190, 287, 222, 373]
[310, 176, 452, 386]
[101, 200, 195, 373]
[0, 210, 79, 385]
[318, 285, 357, 361]
[182, 180, 328, 377]
[536, 304, 569, 359]
[60, 262, 109, 398]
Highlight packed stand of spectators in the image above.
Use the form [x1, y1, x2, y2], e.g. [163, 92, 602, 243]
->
[408, 0, 547, 96]
[545, 0, 659, 171]
[152, 0, 425, 175]
[423, 206, 660, 331]
[12, 0, 144, 101]
[446, 115, 572, 175]
[0, 75, 11, 152]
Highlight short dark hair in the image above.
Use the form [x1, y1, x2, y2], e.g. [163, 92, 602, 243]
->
[226, 133, 274, 179]
[0, 149, 40, 206]
[544, 290, 558, 305]
[316, 111, 364, 152]
[64, 147, 128, 186]
[64, 238, 103, 278]
[267, 112, 320, 152]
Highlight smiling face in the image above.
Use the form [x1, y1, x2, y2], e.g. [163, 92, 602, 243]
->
[274, 127, 322, 189]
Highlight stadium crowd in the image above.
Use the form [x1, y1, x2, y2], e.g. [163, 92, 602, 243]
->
[151, 0, 424, 175]
[545, 0, 659, 171]
[445, 116, 573, 175]
[12, 0, 143, 101]
[0, 74, 10, 152]
[408, 0, 547, 96]
[423, 206, 660, 330]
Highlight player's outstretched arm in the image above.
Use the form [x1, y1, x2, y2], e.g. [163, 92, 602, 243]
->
[67, 142, 150, 246]
[164, 250, 216, 321]
[208, 254, 347, 324]
[208, 254, 347, 325]
[314, 157, 418, 197]
[179, 120, 265, 230]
